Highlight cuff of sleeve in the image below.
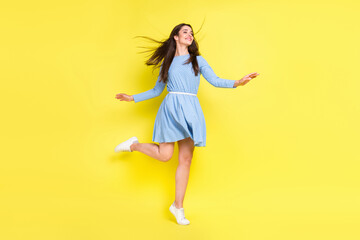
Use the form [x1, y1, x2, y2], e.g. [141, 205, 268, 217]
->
[230, 80, 237, 88]
[133, 94, 140, 103]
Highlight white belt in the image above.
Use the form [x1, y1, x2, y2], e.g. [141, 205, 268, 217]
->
[169, 91, 197, 96]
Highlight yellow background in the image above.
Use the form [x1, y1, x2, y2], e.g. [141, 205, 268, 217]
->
[1, 0, 359, 239]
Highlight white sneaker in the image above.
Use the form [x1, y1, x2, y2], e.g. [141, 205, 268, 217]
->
[169, 201, 190, 225]
[114, 137, 139, 152]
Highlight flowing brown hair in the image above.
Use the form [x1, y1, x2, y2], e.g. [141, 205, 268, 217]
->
[133, 22, 204, 84]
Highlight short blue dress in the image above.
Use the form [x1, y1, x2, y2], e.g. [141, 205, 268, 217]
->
[132, 54, 236, 147]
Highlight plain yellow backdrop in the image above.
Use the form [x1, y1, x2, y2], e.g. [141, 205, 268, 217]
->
[1, 0, 359, 239]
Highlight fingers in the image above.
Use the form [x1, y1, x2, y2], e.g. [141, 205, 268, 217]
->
[248, 72, 259, 77]
[242, 73, 259, 82]
[246, 72, 259, 80]
[115, 93, 128, 100]
[115, 94, 131, 101]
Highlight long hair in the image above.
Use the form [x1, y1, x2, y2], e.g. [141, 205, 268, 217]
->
[134, 22, 204, 83]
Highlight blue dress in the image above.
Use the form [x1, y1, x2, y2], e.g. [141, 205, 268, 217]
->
[132, 54, 236, 147]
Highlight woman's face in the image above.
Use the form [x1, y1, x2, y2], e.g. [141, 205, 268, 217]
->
[174, 26, 193, 46]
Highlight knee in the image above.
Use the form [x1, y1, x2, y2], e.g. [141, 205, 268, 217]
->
[179, 155, 192, 166]
[160, 153, 173, 162]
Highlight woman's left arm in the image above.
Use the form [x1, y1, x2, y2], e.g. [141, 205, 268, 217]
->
[198, 56, 259, 88]
[198, 56, 236, 88]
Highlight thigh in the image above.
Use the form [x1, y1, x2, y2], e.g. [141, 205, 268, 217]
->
[159, 142, 175, 159]
[177, 137, 195, 162]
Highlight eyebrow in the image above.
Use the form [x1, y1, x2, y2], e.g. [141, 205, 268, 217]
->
[183, 30, 193, 32]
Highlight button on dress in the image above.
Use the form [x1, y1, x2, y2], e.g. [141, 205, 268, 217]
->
[132, 54, 236, 147]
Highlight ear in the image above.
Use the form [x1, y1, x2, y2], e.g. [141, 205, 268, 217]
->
[173, 35, 178, 41]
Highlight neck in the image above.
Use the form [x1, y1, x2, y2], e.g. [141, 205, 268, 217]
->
[174, 47, 189, 56]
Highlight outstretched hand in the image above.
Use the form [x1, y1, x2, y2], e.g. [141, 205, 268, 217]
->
[234, 72, 260, 87]
[115, 93, 134, 102]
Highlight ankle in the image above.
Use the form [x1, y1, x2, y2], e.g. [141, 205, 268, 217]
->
[130, 142, 138, 151]
[174, 202, 183, 209]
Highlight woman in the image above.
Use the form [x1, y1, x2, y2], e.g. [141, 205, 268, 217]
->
[115, 23, 259, 225]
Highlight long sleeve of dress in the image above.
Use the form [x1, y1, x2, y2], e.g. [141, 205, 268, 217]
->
[198, 56, 236, 88]
[132, 67, 166, 103]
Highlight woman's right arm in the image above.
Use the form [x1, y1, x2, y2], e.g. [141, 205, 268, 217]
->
[132, 74, 166, 103]
[115, 67, 166, 103]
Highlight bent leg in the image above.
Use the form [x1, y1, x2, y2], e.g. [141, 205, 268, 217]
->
[131, 142, 174, 162]
[175, 137, 195, 208]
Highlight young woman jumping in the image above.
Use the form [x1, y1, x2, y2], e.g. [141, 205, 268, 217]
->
[115, 23, 259, 225]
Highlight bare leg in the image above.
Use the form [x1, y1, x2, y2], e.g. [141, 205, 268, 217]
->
[174, 137, 195, 208]
[130, 142, 175, 162]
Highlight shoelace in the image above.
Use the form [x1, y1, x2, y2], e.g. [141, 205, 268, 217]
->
[177, 208, 186, 220]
